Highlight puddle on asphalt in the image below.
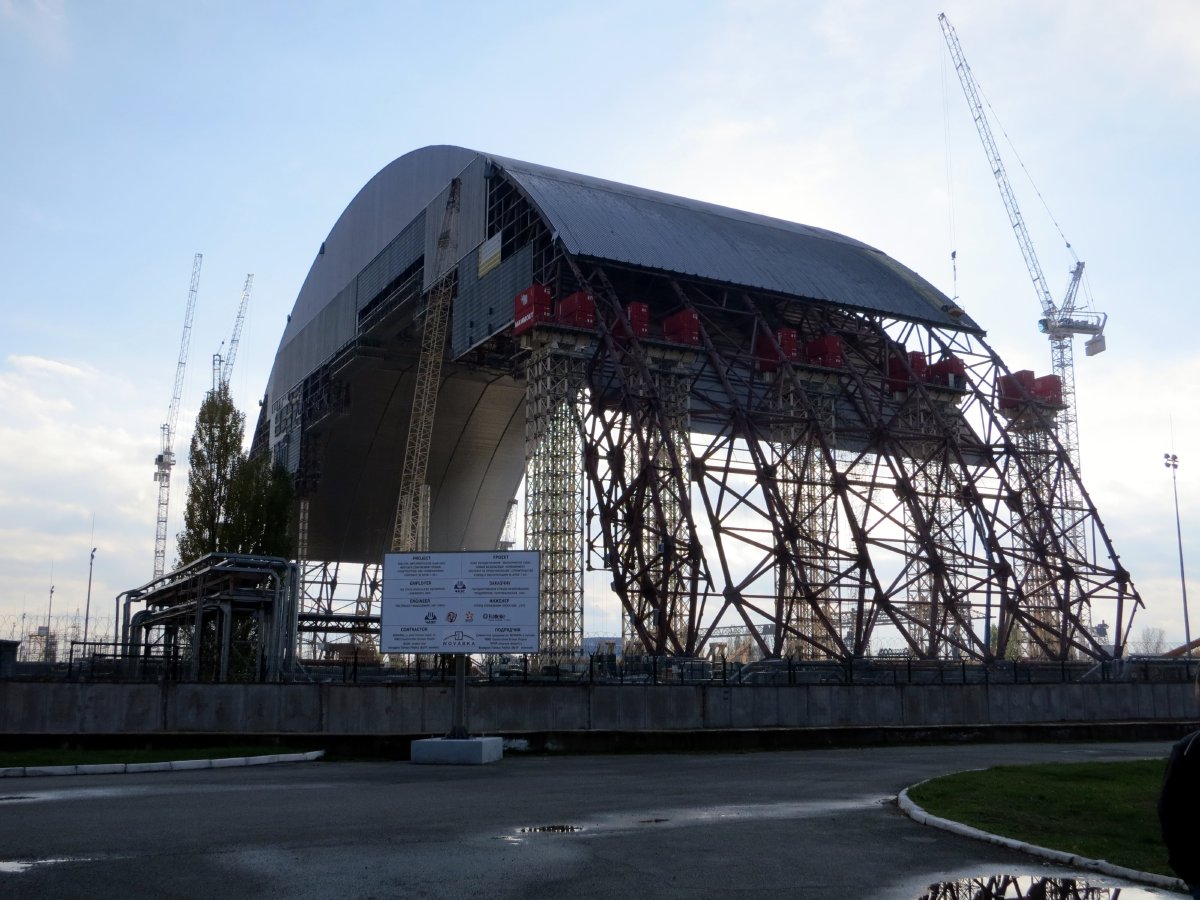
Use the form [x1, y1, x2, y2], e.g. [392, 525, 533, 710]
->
[918, 875, 1171, 899]
[0, 857, 96, 874]
[499, 796, 888, 844]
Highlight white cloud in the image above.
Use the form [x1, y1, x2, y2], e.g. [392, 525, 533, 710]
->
[8, 353, 88, 378]
[0, 353, 161, 624]
[0, 0, 69, 59]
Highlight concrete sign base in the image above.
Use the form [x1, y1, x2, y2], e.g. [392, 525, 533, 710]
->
[410, 736, 503, 765]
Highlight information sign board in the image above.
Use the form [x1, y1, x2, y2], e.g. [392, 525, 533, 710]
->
[380, 551, 539, 654]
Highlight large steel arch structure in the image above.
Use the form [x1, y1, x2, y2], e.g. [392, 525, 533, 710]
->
[256, 146, 1139, 664]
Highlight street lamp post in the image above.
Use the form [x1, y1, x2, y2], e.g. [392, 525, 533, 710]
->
[1165, 453, 1192, 656]
[82, 547, 97, 646]
[45, 583, 55, 663]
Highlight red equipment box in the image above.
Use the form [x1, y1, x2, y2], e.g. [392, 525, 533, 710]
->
[1032, 374, 1063, 405]
[887, 351, 927, 393]
[513, 284, 553, 335]
[803, 334, 844, 368]
[555, 290, 596, 329]
[928, 355, 966, 389]
[755, 327, 798, 372]
[625, 302, 650, 336]
[998, 369, 1036, 409]
[662, 309, 700, 345]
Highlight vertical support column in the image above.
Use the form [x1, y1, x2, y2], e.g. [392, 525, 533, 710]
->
[1011, 423, 1063, 658]
[525, 338, 588, 663]
[296, 497, 339, 661]
[906, 452, 972, 658]
[771, 373, 840, 659]
[351, 563, 381, 660]
[620, 355, 693, 655]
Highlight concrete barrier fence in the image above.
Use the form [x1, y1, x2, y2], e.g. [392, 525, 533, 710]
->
[2, 681, 1197, 737]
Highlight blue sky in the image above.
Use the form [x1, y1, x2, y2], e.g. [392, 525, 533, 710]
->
[1, 0, 1197, 649]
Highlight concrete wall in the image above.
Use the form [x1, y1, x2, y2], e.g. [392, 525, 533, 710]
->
[2, 681, 1197, 736]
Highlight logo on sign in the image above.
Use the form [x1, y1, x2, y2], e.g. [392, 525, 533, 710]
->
[454, 580, 466, 593]
[424, 612, 437, 623]
[445, 611, 457, 623]
[442, 630, 476, 648]
[465, 610, 475, 622]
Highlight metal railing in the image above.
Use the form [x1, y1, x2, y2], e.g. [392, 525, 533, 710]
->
[5, 648, 1195, 687]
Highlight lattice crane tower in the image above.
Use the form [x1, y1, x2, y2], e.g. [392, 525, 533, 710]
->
[391, 178, 463, 553]
[940, 14, 1110, 651]
[939, 14, 1107, 483]
[153, 253, 202, 579]
[218, 274, 254, 387]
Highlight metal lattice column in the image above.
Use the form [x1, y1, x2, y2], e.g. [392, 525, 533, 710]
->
[524, 336, 589, 661]
[617, 356, 693, 655]
[903, 448, 974, 658]
[351, 563, 381, 656]
[770, 372, 841, 659]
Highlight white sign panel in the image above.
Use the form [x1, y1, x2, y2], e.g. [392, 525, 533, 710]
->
[380, 551, 540, 654]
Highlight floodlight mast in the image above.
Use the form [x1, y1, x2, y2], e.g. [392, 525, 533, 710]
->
[939, 12, 1107, 481]
[153, 253, 203, 579]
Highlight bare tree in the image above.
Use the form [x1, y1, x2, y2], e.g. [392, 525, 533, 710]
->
[1136, 626, 1167, 656]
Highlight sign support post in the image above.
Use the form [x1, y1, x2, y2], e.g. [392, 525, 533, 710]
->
[448, 653, 468, 740]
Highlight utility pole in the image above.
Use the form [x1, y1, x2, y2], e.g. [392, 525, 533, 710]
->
[45, 580, 55, 663]
[83, 547, 97, 646]
[1165, 453, 1191, 655]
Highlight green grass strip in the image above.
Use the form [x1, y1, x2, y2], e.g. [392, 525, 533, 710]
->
[0, 746, 312, 767]
[907, 759, 1171, 877]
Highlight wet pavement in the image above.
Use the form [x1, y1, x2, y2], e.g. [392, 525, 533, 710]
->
[0, 741, 1180, 898]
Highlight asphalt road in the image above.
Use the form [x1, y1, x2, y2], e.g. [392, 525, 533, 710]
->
[0, 741, 1178, 899]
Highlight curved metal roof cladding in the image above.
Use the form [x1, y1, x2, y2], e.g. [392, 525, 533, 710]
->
[276, 145, 973, 389]
[493, 154, 973, 330]
[264, 145, 978, 562]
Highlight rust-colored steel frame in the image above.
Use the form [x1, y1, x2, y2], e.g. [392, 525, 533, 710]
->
[555, 260, 1138, 662]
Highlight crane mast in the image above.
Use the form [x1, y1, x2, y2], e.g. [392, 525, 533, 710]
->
[219, 274, 253, 387]
[391, 178, 463, 553]
[153, 253, 202, 578]
[939, 13, 1106, 480]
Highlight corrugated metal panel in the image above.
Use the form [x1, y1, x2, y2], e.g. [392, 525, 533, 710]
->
[423, 155, 488, 291]
[356, 212, 424, 310]
[491, 156, 977, 332]
[270, 286, 357, 412]
[451, 243, 533, 358]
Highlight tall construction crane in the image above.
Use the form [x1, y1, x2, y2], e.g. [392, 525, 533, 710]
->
[153, 253, 203, 579]
[939, 13, 1107, 478]
[391, 178, 463, 553]
[213, 274, 254, 389]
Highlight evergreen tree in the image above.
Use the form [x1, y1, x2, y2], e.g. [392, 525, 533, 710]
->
[224, 453, 295, 558]
[177, 383, 245, 565]
[176, 383, 294, 566]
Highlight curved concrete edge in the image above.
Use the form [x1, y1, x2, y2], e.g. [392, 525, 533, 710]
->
[897, 782, 1186, 893]
[1, 750, 324, 778]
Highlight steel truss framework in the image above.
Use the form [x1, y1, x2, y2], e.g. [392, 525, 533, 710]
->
[543, 262, 1139, 662]
[287, 172, 1138, 663]
[123, 553, 298, 681]
[523, 334, 588, 658]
